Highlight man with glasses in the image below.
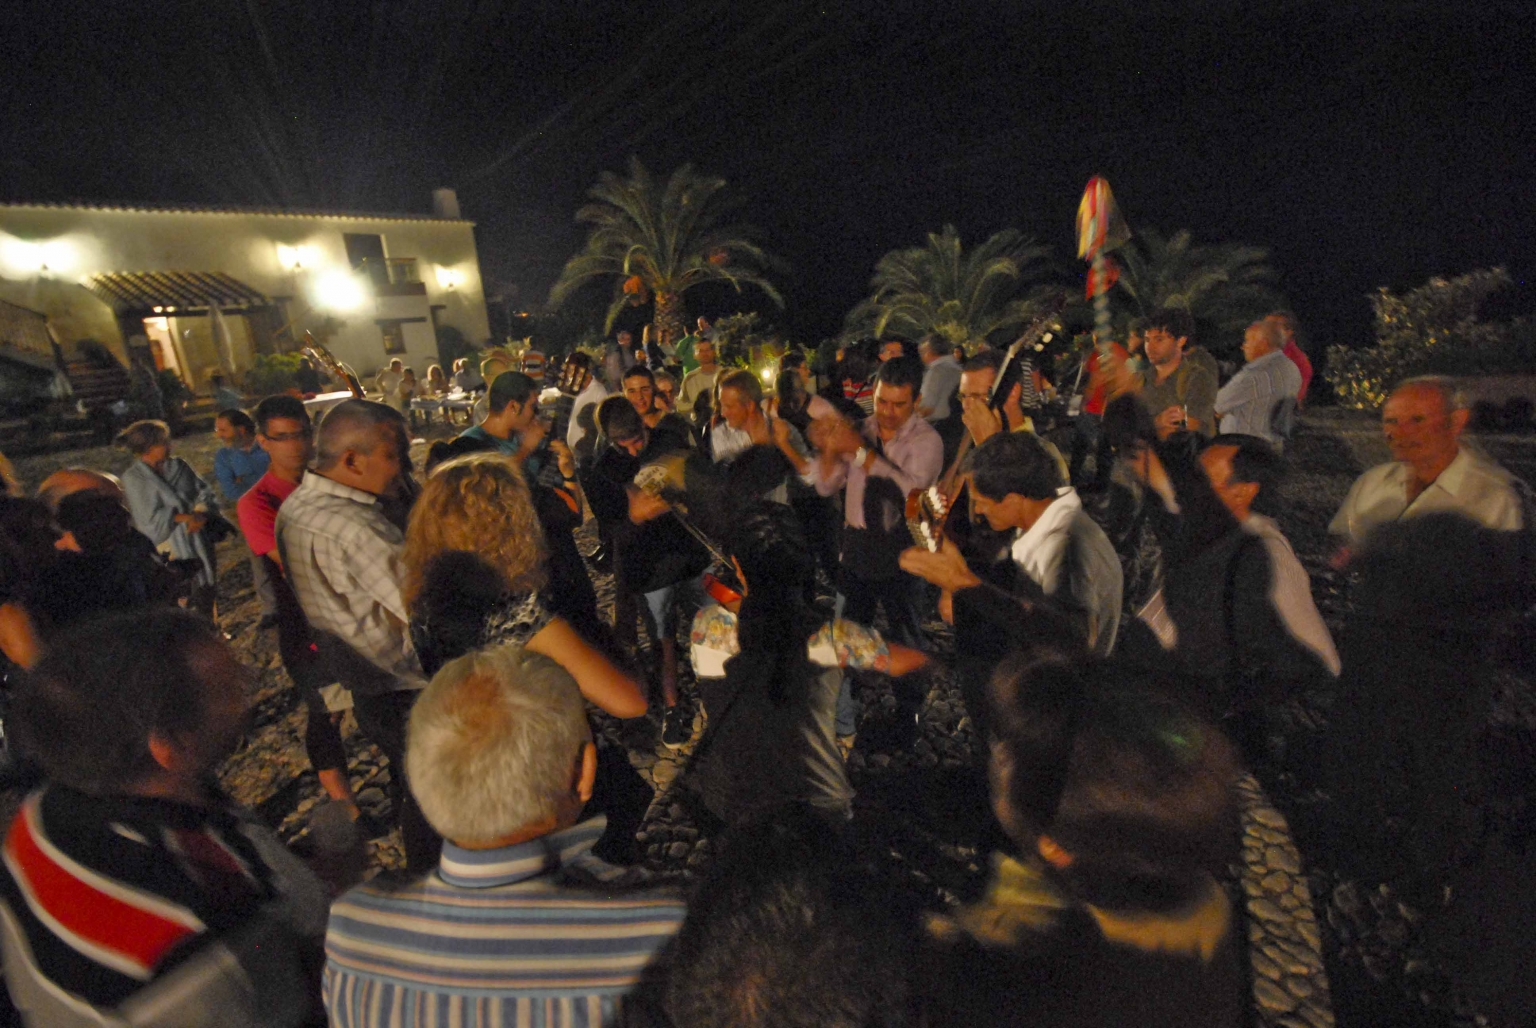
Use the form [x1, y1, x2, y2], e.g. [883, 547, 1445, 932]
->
[237, 395, 361, 822]
[958, 350, 1069, 482]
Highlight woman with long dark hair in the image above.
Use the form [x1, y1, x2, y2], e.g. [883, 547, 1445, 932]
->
[684, 495, 926, 827]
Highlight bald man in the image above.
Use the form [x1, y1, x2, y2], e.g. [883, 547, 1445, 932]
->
[277, 399, 437, 870]
[36, 468, 127, 553]
[1330, 377, 1526, 552]
[36, 467, 123, 509]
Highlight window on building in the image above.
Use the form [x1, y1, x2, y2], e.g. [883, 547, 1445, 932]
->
[380, 321, 407, 355]
[344, 234, 387, 286]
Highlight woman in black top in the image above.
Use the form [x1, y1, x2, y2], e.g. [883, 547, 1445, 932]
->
[401, 452, 643, 716]
[683, 498, 927, 827]
[403, 453, 651, 862]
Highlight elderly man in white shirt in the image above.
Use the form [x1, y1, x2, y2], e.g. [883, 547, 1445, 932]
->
[1330, 376, 1526, 554]
[276, 399, 436, 869]
[711, 369, 808, 471]
[1214, 319, 1303, 448]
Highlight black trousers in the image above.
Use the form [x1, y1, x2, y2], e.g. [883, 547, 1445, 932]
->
[269, 557, 347, 775]
[351, 689, 442, 873]
[838, 569, 926, 650]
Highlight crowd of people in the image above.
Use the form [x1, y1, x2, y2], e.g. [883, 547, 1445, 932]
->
[0, 304, 1530, 1027]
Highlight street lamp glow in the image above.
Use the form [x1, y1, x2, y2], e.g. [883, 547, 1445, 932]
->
[313, 268, 368, 312]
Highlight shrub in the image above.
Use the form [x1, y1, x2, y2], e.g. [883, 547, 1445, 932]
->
[436, 324, 477, 369]
[1324, 268, 1533, 410]
[156, 369, 190, 403]
[243, 353, 305, 397]
[712, 312, 778, 370]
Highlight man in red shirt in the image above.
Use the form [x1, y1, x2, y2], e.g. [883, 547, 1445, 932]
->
[238, 395, 358, 817]
[1267, 311, 1314, 406]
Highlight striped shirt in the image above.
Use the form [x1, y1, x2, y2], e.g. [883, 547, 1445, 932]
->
[0, 785, 326, 1010]
[324, 817, 686, 1028]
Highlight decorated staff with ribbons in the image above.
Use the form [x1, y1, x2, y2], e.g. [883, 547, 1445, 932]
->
[1076, 175, 1130, 343]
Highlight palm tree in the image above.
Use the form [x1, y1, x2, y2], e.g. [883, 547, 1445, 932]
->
[1114, 228, 1283, 347]
[548, 159, 782, 346]
[845, 226, 1056, 349]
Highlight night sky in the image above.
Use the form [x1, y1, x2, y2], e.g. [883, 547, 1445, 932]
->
[3, 0, 1533, 351]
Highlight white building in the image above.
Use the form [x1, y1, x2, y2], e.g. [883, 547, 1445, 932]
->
[0, 189, 490, 398]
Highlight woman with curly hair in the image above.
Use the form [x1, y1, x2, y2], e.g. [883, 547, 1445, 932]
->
[403, 453, 651, 863]
[401, 452, 644, 719]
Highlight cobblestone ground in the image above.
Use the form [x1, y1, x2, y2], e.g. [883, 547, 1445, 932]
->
[11, 410, 1535, 1028]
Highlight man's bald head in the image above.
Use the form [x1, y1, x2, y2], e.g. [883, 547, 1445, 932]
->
[1392, 376, 1468, 416]
[36, 468, 124, 513]
[314, 399, 401, 472]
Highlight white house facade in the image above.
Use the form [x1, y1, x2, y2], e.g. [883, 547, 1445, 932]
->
[0, 189, 490, 397]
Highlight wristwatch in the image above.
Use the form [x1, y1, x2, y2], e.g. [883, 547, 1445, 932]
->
[853, 445, 869, 467]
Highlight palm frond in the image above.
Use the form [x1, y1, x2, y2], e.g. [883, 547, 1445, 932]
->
[549, 158, 781, 318]
[848, 226, 1057, 347]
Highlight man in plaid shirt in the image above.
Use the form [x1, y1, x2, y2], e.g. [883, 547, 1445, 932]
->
[276, 399, 438, 868]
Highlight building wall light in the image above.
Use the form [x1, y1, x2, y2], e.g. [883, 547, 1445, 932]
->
[313, 269, 368, 312]
[435, 265, 465, 290]
[276, 243, 315, 272]
[0, 235, 79, 278]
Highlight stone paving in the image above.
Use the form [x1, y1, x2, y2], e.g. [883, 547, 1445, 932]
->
[11, 411, 1536, 1027]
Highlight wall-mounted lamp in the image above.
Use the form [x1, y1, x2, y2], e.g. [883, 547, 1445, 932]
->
[0, 235, 79, 278]
[312, 268, 368, 313]
[435, 265, 465, 290]
[276, 243, 316, 272]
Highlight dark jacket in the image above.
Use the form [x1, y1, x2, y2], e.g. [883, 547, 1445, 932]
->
[920, 854, 1247, 1028]
[583, 440, 709, 595]
[1119, 442, 1333, 718]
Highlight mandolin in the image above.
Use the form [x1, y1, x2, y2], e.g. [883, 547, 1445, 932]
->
[301, 333, 365, 399]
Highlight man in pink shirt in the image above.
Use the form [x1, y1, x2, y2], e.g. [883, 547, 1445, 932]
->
[1268, 311, 1314, 406]
[238, 394, 359, 817]
[806, 356, 943, 748]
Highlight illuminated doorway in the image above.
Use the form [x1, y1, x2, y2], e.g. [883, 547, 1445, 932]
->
[141, 316, 187, 379]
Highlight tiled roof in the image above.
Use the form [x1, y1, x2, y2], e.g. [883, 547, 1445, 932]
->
[0, 200, 470, 224]
[84, 271, 270, 312]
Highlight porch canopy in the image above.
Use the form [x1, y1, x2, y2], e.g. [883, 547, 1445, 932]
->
[84, 271, 269, 313]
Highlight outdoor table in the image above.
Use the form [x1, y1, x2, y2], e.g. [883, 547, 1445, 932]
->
[412, 390, 474, 425]
[303, 390, 354, 417]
